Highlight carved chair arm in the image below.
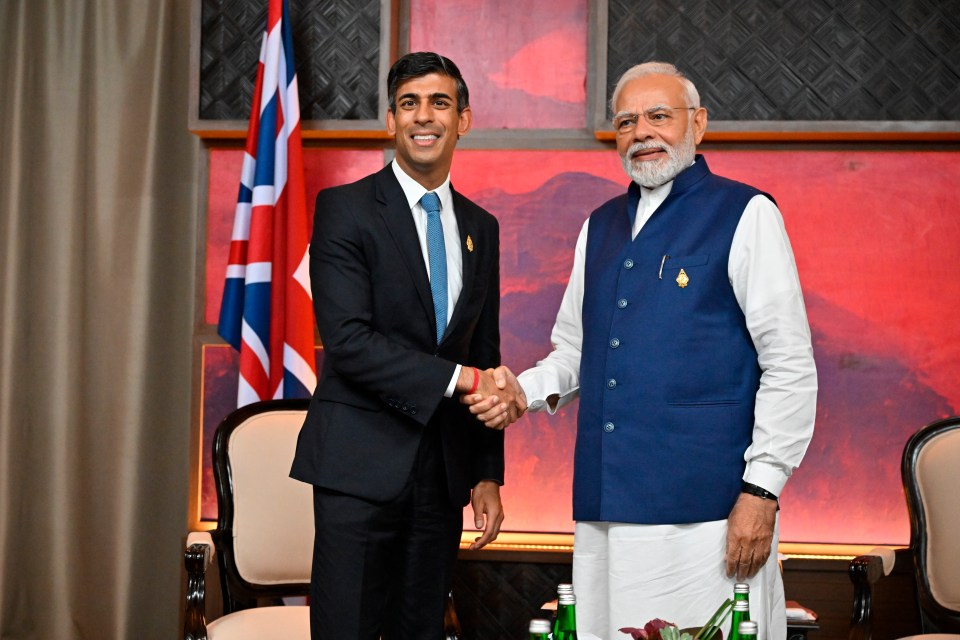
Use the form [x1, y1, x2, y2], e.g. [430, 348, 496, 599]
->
[849, 547, 896, 640]
[184, 532, 215, 640]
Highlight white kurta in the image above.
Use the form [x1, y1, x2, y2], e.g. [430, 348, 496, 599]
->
[517, 176, 817, 640]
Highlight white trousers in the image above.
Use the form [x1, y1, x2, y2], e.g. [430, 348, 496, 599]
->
[572, 518, 785, 640]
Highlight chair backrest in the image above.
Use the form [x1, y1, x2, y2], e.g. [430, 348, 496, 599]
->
[212, 399, 313, 610]
[902, 416, 960, 633]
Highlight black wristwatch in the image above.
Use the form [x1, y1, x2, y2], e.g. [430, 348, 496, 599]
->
[741, 480, 778, 502]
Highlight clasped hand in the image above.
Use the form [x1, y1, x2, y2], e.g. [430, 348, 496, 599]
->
[460, 366, 527, 430]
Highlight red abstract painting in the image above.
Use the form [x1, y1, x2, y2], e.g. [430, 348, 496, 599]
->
[201, 148, 960, 545]
[408, 0, 588, 129]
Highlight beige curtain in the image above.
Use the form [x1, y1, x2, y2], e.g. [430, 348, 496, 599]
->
[0, 0, 199, 638]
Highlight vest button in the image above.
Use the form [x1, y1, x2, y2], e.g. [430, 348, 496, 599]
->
[617, 298, 628, 308]
[610, 338, 620, 348]
[624, 258, 634, 269]
[607, 379, 617, 389]
[603, 422, 615, 433]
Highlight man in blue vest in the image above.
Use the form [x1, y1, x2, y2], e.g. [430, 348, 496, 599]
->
[465, 62, 817, 640]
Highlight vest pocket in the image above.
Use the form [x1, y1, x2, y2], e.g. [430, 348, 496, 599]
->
[667, 398, 741, 407]
[659, 253, 710, 273]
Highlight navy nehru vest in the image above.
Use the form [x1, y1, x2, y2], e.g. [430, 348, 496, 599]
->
[575, 155, 768, 524]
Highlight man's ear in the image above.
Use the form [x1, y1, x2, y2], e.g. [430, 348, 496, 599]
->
[457, 106, 473, 137]
[692, 107, 708, 144]
[386, 109, 397, 137]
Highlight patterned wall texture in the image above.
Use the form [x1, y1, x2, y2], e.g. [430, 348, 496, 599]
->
[606, 0, 960, 121]
[452, 559, 572, 640]
[199, 0, 381, 120]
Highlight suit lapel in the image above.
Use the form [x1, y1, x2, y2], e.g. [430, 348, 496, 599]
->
[446, 187, 477, 339]
[374, 166, 436, 334]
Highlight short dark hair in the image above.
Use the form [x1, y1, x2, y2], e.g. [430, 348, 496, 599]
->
[387, 52, 470, 114]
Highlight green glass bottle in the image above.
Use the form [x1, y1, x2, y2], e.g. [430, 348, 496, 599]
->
[728, 599, 750, 640]
[554, 591, 579, 640]
[552, 584, 574, 638]
[733, 582, 750, 604]
[738, 620, 758, 640]
[529, 618, 552, 640]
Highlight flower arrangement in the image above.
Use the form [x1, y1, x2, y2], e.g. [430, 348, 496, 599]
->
[619, 598, 733, 640]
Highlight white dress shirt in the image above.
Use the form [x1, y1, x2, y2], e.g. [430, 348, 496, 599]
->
[517, 178, 817, 496]
[391, 160, 464, 396]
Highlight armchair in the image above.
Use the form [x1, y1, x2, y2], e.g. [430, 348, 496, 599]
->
[184, 399, 313, 639]
[183, 399, 463, 639]
[848, 416, 960, 640]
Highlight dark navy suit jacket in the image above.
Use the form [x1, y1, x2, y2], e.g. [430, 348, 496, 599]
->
[290, 164, 504, 507]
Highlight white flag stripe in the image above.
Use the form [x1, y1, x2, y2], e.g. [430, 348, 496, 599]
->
[292, 247, 311, 298]
[230, 202, 252, 241]
[285, 343, 318, 391]
[245, 262, 272, 284]
[237, 375, 262, 406]
[259, 25, 282, 120]
[252, 184, 277, 208]
[241, 319, 270, 377]
[274, 131, 288, 199]
[225, 265, 246, 279]
[285, 76, 301, 126]
[240, 152, 257, 190]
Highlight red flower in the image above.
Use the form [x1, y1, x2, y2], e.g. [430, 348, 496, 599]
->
[620, 618, 677, 640]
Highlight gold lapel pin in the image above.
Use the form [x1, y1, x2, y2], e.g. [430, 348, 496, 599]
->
[466, 235, 474, 252]
[676, 268, 689, 288]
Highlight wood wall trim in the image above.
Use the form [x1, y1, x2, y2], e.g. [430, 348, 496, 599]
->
[595, 130, 960, 143]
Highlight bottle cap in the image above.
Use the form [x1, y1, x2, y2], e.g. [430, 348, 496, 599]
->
[739, 621, 759, 636]
[557, 583, 574, 593]
[558, 592, 577, 605]
[529, 619, 552, 633]
[733, 600, 749, 611]
[734, 583, 750, 594]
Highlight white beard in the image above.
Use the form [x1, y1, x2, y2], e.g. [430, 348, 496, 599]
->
[620, 126, 697, 188]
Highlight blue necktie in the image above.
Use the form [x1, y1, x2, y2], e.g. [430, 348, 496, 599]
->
[420, 192, 447, 343]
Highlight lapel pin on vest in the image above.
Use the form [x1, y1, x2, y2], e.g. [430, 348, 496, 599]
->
[677, 268, 689, 288]
[466, 235, 474, 252]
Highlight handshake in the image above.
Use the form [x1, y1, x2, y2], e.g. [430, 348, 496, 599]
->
[457, 365, 527, 430]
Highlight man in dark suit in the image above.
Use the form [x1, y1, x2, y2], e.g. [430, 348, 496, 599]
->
[290, 52, 524, 639]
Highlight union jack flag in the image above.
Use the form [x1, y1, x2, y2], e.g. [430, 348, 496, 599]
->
[217, 0, 316, 407]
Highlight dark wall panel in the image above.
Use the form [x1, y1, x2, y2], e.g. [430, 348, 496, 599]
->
[199, 0, 381, 120]
[606, 0, 960, 121]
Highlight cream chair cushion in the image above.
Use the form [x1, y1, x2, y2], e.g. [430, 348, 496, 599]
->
[229, 410, 314, 585]
[207, 605, 309, 640]
[915, 429, 960, 609]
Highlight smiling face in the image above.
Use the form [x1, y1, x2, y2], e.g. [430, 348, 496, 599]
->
[614, 73, 707, 187]
[386, 72, 472, 190]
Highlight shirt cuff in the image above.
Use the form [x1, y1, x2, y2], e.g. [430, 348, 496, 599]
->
[444, 364, 462, 398]
[517, 369, 577, 414]
[743, 460, 790, 497]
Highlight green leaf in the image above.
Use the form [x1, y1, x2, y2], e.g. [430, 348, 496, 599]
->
[694, 598, 733, 640]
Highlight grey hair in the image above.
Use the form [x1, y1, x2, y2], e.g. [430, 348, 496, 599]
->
[610, 62, 700, 114]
